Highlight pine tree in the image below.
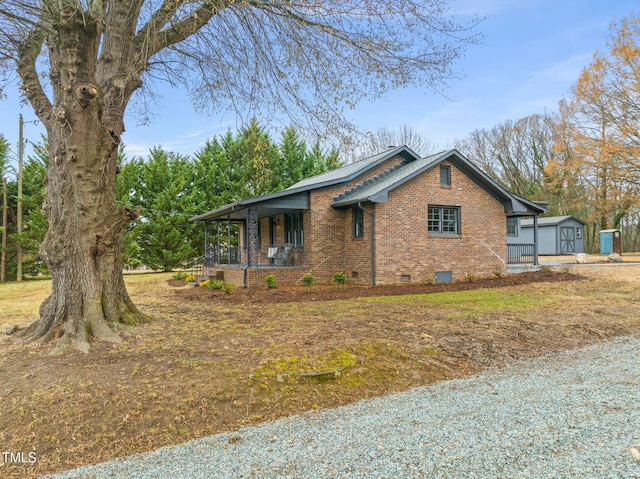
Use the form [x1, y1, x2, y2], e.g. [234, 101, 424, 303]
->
[135, 148, 201, 271]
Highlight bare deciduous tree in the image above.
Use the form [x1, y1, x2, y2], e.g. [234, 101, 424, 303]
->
[356, 124, 437, 158]
[457, 114, 556, 198]
[552, 13, 640, 235]
[0, 0, 479, 353]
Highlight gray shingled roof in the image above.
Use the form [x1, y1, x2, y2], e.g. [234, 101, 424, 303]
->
[521, 215, 585, 227]
[190, 146, 547, 222]
[332, 151, 445, 206]
[286, 145, 419, 190]
[190, 145, 421, 222]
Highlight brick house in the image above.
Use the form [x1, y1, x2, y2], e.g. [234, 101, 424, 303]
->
[190, 146, 546, 287]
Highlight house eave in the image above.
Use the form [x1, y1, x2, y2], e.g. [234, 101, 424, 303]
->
[190, 193, 310, 222]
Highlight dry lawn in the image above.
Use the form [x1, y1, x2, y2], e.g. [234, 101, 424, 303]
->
[1, 265, 640, 478]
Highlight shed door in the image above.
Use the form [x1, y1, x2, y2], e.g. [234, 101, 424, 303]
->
[560, 227, 575, 253]
[600, 232, 613, 255]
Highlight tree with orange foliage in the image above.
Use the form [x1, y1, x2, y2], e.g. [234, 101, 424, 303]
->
[548, 13, 640, 250]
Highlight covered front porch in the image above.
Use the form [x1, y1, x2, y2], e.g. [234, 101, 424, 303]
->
[191, 191, 311, 286]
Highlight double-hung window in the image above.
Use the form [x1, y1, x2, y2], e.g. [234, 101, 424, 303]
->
[428, 206, 460, 235]
[506, 217, 518, 237]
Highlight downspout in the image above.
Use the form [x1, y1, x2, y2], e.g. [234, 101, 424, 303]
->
[358, 202, 375, 286]
[243, 265, 249, 289]
[533, 215, 539, 265]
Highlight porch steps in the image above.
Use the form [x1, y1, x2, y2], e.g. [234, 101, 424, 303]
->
[195, 271, 225, 284]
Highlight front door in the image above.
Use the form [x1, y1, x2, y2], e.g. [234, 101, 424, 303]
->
[560, 227, 575, 253]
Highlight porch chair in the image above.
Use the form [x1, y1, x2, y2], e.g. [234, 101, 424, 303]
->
[267, 246, 280, 265]
[281, 243, 293, 265]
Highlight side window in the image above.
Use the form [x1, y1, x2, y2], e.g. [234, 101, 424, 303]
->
[440, 165, 451, 187]
[353, 207, 364, 238]
[428, 205, 460, 235]
[507, 217, 518, 237]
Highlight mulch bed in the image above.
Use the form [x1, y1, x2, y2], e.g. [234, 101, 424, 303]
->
[169, 271, 584, 304]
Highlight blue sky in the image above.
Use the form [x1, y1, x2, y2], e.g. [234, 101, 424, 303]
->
[1, 0, 638, 171]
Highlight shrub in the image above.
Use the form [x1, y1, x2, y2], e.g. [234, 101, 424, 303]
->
[265, 275, 277, 289]
[205, 279, 236, 294]
[332, 271, 346, 285]
[492, 263, 504, 278]
[463, 271, 477, 283]
[206, 278, 226, 290]
[302, 273, 315, 287]
[199, 279, 211, 288]
[184, 274, 195, 283]
[540, 265, 554, 276]
[173, 272, 188, 280]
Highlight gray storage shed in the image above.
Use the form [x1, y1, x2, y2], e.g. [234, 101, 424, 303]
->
[509, 215, 585, 255]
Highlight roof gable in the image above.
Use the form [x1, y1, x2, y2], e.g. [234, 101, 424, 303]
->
[286, 145, 421, 190]
[331, 149, 546, 216]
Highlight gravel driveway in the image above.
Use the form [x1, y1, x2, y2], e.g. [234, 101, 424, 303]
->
[43, 336, 640, 479]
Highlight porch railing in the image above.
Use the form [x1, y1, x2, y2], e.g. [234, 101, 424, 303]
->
[204, 243, 308, 267]
[507, 243, 536, 264]
[205, 245, 241, 266]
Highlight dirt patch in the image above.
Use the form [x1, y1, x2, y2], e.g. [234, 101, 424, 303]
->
[1, 268, 640, 478]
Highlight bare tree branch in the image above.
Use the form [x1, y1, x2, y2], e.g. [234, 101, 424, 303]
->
[0, 0, 481, 352]
[16, 21, 52, 124]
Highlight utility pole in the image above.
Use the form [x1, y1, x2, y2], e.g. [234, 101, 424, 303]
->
[17, 114, 24, 282]
[1, 177, 7, 282]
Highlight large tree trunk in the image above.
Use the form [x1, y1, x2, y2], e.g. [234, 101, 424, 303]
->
[19, 125, 148, 354]
[18, 6, 148, 353]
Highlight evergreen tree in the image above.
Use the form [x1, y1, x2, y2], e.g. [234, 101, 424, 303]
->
[304, 141, 342, 178]
[193, 132, 247, 211]
[17, 139, 49, 276]
[135, 148, 201, 271]
[235, 119, 282, 196]
[278, 126, 307, 189]
[115, 146, 143, 268]
[193, 119, 343, 209]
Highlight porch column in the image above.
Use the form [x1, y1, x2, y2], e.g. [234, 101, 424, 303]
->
[533, 215, 539, 265]
[204, 221, 210, 265]
[247, 206, 259, 266]
[227, 216, 231, 265]
[216, 221, 221, 265]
